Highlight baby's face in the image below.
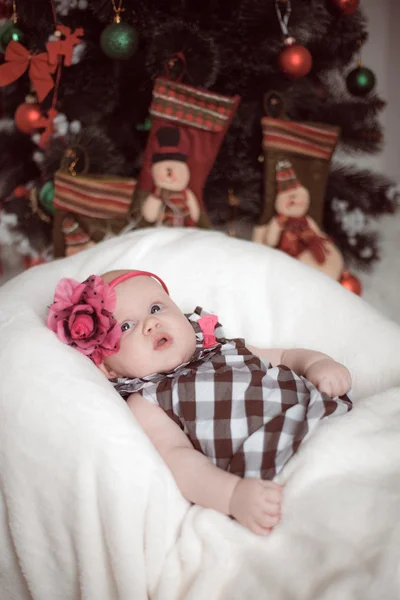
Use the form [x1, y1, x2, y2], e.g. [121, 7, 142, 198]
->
[101, 276, 196, 379]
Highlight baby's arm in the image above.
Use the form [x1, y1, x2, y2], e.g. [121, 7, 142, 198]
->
[127, 393, 282, 536]
[247, 345, 351, 397]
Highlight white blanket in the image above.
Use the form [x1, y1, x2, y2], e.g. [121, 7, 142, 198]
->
[1, 227, 400, 600]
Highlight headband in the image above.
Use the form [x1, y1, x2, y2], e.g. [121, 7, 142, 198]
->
[46, 270, 168, 365]
[108, 270, 169, 294]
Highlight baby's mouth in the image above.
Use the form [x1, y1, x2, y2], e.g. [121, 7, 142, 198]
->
[153, 333, 172, 351]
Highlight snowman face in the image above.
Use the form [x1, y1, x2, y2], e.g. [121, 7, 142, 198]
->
[275, 185, 310, 218]
[151, 160, 190, 192]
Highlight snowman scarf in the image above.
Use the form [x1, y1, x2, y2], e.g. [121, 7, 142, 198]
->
[276, 215, 329, 264]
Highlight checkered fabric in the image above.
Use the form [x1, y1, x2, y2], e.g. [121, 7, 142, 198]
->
[113, 308, 352, 480]
[262, 117, 340, 160]
[53, 170, 136, 219]
[151, 77, 239, 132]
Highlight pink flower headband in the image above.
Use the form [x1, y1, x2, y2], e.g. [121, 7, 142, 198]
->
[46, 270, 169, 365]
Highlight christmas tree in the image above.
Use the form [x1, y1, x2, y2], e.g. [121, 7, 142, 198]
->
[0, 0, 397, 269]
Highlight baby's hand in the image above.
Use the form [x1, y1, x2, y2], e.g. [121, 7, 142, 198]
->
[305, 358, 351, 397]
[229, 478, 282, 536]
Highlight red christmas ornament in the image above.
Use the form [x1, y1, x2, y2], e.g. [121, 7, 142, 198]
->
[278, 43, 313, 78]
[13, 185, 29, 198]
[330, 0, 360, 15]
[14, 101, 42, 134]
[340, 270, 362, 295]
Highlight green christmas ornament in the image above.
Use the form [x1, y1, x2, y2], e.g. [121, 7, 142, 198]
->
[100, 21, 137, 60]
[2, 24, 24, 45]
[346, 65, 376, 97]
[136, 117, 152, 132]
[39, 181, 55, 215]
[0, 20, 24, 53]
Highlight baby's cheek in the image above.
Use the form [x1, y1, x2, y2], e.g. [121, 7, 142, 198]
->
[115, 342, 133, 368]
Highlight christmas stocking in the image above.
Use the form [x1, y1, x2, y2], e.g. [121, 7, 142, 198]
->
[258, 101, 340, 228]
[52, 169, 136, 257]
[254, 121, 344, 280]
[136, 77, 240, 228]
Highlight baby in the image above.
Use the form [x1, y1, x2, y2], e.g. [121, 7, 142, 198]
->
[47, 269, 352, 536]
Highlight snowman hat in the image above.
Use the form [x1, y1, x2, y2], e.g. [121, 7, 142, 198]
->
[276, 159, 301, 193]
[152, 126, 190, 164]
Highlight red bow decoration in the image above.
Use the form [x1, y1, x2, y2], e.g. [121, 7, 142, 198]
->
[46, 26, 84, 67]
[0, 41, 57, 102]
[198, 314, 218, 348]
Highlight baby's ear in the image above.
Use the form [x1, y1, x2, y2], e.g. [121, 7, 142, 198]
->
[98, 361, 118, 380]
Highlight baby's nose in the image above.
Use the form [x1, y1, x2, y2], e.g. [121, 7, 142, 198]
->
[144, 316, 160, 334]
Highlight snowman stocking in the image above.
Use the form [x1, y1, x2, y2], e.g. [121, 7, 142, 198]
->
[137, 77, 240, 228]
[258, 113, 340, 228]
[253, 93, 343, 280]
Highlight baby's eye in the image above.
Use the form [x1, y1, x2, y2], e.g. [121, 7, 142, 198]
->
[150, 304, 162, 314]
[121, 321, 135, 333]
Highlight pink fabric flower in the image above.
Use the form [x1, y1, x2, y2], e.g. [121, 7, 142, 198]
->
[46, 275, 122, 365]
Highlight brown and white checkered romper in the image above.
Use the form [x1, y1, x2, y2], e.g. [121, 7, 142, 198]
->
[113, 307, 352, 480]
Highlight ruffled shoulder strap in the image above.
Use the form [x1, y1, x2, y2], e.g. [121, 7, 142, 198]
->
[111, 372, 166, 399]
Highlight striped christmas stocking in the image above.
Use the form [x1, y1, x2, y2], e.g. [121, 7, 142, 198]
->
[52, 170, 136, 257]
[259, 116, 340, 227]
[253, 115, 344, 281]
[137, 77, 240, 228]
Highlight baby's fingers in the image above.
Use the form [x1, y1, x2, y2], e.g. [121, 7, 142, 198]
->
[262, 502, 280, 516]
[337, 377, 351, 396]
[318, 379, 334, 397]
[260, 482, 283, 504]
[256, 512, 280, 531]
[342, 372, 352, 393]
[260, 480, 283, 493]
[249, 521, 272, 536]
[336, 367, 352, 395]
[328, 374, 351, 397]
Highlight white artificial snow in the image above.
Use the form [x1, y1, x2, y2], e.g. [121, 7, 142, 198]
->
[54, 0, 87, 16]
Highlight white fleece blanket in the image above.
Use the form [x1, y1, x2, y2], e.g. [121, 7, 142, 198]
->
[1, 227, 400, 600]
